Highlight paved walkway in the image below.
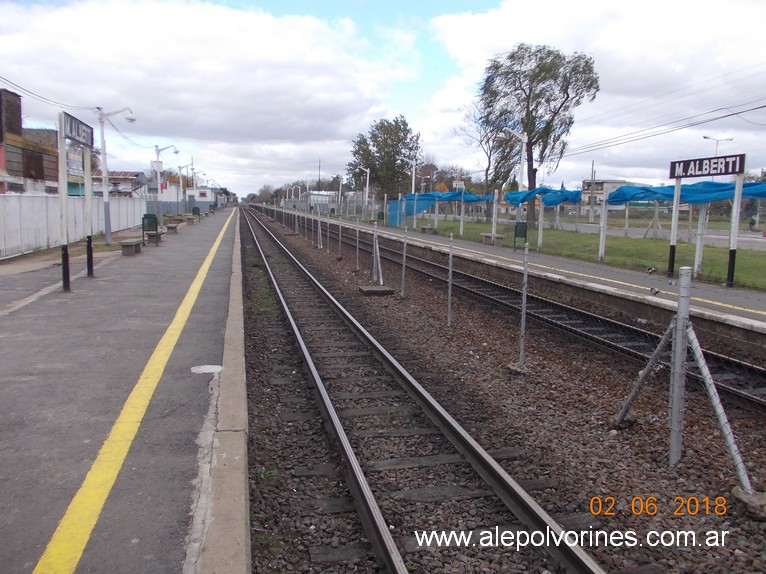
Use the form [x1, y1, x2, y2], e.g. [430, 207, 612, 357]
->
[0, 208, 248, 574]
[361, 219, 766, 326]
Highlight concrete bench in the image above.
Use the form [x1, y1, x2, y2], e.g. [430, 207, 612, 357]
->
[421, 226, 434, 234]
[145, 229, 166, 245]
[120, 238, 143, 256]
[166, 223, 179, 233]
[481, 233, 505, 246]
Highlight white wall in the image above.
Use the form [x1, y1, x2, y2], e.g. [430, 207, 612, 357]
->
[0, 195, 147, 259]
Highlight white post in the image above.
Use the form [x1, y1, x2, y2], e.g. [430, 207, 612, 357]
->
[363, 167, 370, 210]
[667, 178, 682, 277]
[58, 112, 68, 250]
[400, 226, 407, 297]
[693, 203, 708, 278]
[491, 189, 498, 236]
[154, 154, 163, 227]
[98, 113, 111, 244]
[434, 199, 439, 230]
[726, 173, 745, 287]
[537, 195, 544, 249]
[447, 233, 453, 327]
[624, 203, 629, 238]
[519, 242, 529, 369]
[84, 147, 92, 238]
[412, 192, 418, 230]
[598, 188, 609, 261]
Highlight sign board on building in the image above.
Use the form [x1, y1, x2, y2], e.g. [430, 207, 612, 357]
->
[63, 112, 94, 148]
[669, 154, 745, 179]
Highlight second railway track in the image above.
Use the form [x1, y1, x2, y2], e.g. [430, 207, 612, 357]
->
[261, 206, 766, 411]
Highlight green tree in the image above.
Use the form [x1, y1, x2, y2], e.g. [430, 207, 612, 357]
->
[479, 43, 599, 223]
[347, 115, 421, 198]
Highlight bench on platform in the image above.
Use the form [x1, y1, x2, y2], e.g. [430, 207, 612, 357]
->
[145, 229, 166, 244]
[120, 238, 143, 256]
[421, 226, 434, 234]
[481, 233, 504, 246]
[166, 223, 179, 233]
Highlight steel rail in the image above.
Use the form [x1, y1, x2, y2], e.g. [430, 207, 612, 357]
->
[246, 207, 608, 574]
[242, 210, 409, 574]
[314, 219, 766, 409]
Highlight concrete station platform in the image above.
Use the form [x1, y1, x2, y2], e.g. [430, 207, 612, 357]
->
[355, 219, 766, 328]
[0, 207, 248, 574]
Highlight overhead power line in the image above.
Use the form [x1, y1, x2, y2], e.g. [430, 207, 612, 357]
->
[0, 75, 93, 111]
[564, 102, 766, 158]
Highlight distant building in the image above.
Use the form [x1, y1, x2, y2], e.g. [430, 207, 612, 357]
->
[92, 170, 148, 197]
[581, 178, 648, 213]
[0, 89, 59, 194]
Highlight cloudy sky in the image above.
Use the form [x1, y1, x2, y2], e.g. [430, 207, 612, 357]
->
[2, 0, 765, 198]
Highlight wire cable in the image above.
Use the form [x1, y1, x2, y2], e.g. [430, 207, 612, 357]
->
[0, 75, 94, 111]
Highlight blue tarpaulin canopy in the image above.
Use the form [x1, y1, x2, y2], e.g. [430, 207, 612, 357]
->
[388, 191, 493, 226]
[503, 187, 582, 207]
[607, 181, 766, 205]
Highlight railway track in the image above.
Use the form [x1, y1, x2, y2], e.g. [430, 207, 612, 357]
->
[262, 207, 766, 411]
[242, 208, 616, 573]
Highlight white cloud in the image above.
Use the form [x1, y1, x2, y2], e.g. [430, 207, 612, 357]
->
[3, 0, 766, 197]
[424, 0, 766, 188]
[1, 0, 422, 194]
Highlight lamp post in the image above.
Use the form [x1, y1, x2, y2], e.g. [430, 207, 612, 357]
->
[703, 135, 733, 159]
[95, 106, 135, 244]
[178, 163, 191, 214]
[409, 159, 417, 229]
[192, 168, 205, 211]
[360, 167, 370, 219]
[694, 136, 734, 277]
[154, 145, 179, 227]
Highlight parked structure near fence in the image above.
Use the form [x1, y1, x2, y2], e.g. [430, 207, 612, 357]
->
[0, 194, 146, 259]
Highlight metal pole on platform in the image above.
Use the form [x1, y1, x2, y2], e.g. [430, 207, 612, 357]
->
[686, 323, 753, 493]
[57, 112, 70, 292]
[519, 242, 529, 369]
[400, 227, 408, 297]
[84, 146, 94, 277]
[355, 222, 360, 272]
[669, 266, 691, 466]
[447, 233, 454, 327]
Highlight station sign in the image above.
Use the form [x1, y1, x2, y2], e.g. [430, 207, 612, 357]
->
[669, 153, 745, 179]
[63, 112, 94, 148]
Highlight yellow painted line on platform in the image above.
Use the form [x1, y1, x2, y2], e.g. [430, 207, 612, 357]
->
[34, 210, 235, 574]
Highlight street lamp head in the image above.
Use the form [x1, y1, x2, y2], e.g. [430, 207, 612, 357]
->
[703, 135, 733, 142]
